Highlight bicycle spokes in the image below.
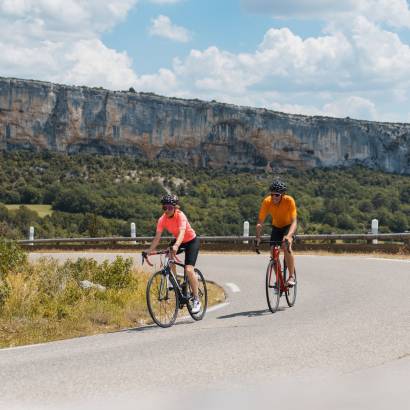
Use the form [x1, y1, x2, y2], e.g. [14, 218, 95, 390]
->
[147, 271, 179, 327]
[265, 261, 281, 313]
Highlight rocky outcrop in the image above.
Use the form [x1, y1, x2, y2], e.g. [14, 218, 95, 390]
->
[1, 76, 410, 174]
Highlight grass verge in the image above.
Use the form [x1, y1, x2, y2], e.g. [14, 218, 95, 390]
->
[5, 204, 53, 218]
[0, 256, 225, 348]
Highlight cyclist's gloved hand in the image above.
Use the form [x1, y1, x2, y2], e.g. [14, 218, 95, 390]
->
[285, 235, 293, 244]
[283, 236, 293, 252]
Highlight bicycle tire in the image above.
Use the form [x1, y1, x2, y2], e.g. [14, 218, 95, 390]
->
[146, 270, 179, 328]
[284, 264, 297, 307]
[266, 260, 280, 313]
[187, 268, 208, 321]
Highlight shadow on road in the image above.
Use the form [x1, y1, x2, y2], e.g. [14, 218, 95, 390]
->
[217, 308, 285, 319]
[126, 318, 195, 333]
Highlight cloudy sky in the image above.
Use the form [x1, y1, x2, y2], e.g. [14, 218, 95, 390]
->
[2, 0, 410, 122]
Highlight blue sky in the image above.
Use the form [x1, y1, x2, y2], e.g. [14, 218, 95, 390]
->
[1, 0, 410, 122]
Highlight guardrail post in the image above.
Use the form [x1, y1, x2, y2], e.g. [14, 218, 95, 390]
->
[371, 219, 378, 244]
[130, 222, 136, 244]
[243, 221, 249, 244]
[29, 226, 34, 246]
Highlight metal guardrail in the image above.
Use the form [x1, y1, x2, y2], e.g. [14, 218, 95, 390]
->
[17, 233, 410, 246]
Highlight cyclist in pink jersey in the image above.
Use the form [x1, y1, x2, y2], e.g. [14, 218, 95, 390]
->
[146, 194, 201, 313]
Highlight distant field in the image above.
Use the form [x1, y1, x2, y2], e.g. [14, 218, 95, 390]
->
[5, 204, 53, 218]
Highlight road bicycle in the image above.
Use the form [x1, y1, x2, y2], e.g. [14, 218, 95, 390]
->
[142, 249, 208, 328]
[255, 239, 297, 313]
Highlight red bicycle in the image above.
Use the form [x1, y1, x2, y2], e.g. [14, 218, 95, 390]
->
[255, 239, 297, 313]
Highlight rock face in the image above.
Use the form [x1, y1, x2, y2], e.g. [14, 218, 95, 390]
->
[1, 76, 410, 174]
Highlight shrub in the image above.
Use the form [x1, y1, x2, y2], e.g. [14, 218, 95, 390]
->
[0, 239, 27, 278]
[60, 256, 135, 289]
[93, 257, 135, 289]
[0, 278, 10, 310]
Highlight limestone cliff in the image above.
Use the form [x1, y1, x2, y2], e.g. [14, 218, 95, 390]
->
[1, 76, 409, 174]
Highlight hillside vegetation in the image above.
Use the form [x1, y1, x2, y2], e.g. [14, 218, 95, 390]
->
[1, 151, 410, 239]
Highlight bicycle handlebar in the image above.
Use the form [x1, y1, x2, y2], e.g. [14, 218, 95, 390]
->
[141, 249, 183, 267]
[253, 239, 292, 254]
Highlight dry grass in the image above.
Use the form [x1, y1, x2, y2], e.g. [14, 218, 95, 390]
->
[206, 281, 226, 306]
[0, 258, 151, 348]
[0, 257, 226, 348]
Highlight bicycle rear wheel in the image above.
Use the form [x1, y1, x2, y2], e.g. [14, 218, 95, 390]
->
[266, 260, 280, 313]
[187, 268, 208, 321]
[146, 270, 179, 328]
[284, 264, 297, 307]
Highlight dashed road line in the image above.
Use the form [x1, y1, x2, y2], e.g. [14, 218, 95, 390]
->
[225, 282, 241, 293]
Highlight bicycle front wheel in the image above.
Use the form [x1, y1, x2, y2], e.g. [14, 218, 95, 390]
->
[266, 260, 280, 313]
[146, 271, 179, 328]
[187, 268, 208, 321]
[284, 266, 297, 307]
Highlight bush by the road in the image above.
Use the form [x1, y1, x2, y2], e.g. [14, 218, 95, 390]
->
[0, 254, 150, 348]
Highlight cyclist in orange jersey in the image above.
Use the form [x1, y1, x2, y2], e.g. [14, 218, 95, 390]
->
[255, 180, 297, 285]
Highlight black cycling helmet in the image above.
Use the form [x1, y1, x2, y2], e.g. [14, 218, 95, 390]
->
[269, 180, 287, 194]
[160, 194, 179, 206]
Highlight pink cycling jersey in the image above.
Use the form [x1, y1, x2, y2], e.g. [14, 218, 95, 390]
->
[156, 210, 196, 243]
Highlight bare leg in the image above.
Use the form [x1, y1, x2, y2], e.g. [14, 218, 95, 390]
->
[185, 264, 199, 298]
[283, 245, 295, 279]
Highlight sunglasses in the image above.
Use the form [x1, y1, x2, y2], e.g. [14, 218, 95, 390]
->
[162, 205, 175, 211]
[270, 192, 282, 198]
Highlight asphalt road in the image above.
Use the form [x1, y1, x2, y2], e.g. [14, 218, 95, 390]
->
[1, 253, 409, 410]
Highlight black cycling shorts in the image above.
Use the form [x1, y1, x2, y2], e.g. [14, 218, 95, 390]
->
[170, 236, 200, 267]
[270, 225, 291, 246]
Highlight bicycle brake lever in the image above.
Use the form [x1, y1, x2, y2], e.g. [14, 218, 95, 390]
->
[141, 252, 146, 266]
[141, 252, 154, 267]
[253, 238, 261, 254]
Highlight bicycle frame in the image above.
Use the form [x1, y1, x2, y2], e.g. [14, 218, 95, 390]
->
[143, 250, 192, 306]
[257, 239, 292, 292]
[269, 244, 289, 294]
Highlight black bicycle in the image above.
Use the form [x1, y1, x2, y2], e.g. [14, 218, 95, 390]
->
[142, 249, 208, 328]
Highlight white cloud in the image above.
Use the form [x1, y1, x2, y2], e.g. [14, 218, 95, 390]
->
[60, 39, 138, 89]
[0, 0, 137, 32]
[241, 0, 410, 28]
[356, 0, 410, 28]
[134, 68, 178, 94]
[351, 17, 410, 81]
[149, 15, 190, 42]
[0, 0, 139, 89]
[322, 96, 378, 120]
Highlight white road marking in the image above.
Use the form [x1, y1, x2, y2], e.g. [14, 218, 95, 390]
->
[365, 258, 410, 263]
[206, 301, 230, 313]
[225, 282, 241, 293]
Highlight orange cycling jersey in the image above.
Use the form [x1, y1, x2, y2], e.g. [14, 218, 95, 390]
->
[258, 194, 297, 228]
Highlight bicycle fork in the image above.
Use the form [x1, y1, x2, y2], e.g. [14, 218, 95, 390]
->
[157, 270, 173, 301]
